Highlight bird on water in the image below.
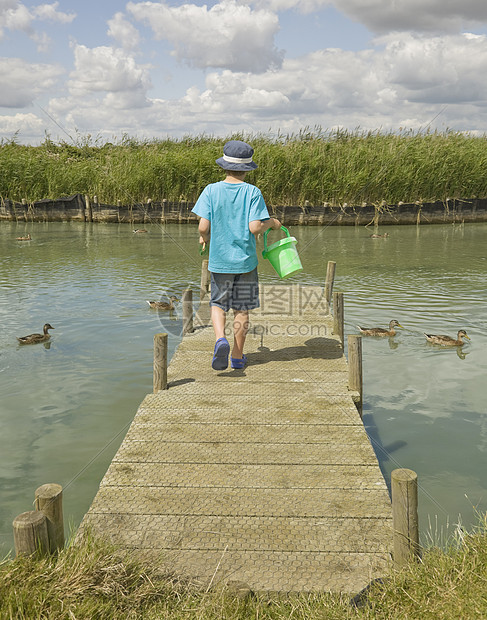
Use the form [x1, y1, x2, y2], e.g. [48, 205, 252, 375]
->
[357, 320, 403, 337]
[424, 329, 470, 346]
[17, 323, 54, 344]
[146, 296, 179, 310]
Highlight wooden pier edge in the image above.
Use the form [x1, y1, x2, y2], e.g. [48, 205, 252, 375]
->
[76, 267, 395, 593]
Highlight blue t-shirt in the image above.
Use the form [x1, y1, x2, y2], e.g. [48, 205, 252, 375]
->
[192, 181, 270, 273]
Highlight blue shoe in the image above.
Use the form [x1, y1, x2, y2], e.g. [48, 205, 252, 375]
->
[231, 354, 247, 369]
[212, 338, 230, 370]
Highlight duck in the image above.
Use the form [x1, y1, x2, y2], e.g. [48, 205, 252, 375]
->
[424, 329, 470, 346]
[146, 296, 179, 310]
[133, 229, 148, 233]
[369, 233, 389, 238]
[357, 320, 403, 337]
[16, 233, 31, 241]
[17, 323, 54, 344]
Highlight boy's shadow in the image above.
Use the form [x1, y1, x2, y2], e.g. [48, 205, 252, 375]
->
[217, 337, 343, 376]
[249, 337, 343, 365]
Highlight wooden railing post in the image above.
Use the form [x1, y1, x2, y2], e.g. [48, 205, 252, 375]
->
[84, 194, 93, 222]
[324, 260, 336, 308]
[348, 334, 363, 416]
[13, 511, 49, 557]
[200, 259, 210, 301]
[153, 333, 168, 392]
[182, 288, 194, 335]
[35, 483, 64, 553]
[333, 291, 344, 345]
[391, 468, 420, 568]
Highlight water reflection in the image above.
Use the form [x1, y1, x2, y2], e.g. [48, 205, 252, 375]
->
[1, 220, 486, 553]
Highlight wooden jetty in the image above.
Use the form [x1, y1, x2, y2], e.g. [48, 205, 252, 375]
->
[79, 275, 393, 593]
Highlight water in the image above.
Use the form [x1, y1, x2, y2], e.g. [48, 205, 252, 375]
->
[1, 220, 486, 556]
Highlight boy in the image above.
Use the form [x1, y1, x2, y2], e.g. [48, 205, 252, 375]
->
[192, 140, 281, 370]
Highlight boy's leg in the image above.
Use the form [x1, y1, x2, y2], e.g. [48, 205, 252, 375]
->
[209, 272, 232, 370]
[211, 305, 227, 340]
[230, 269, 258, 363]
[232, 310, 249, 359]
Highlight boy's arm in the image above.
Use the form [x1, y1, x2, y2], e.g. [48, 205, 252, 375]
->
[249, 217, 281, 235]
[198, 217, 211, 244]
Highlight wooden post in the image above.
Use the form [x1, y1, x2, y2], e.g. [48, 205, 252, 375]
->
[391, 468, 420, 568]
[85, 194, 93, 222]
[182, 288, 194, 335]
[200, 259, 210, 301]
[34, 483, 64, 553]
[13, 511, 49, 556]
[348, 334, 363, 416]
[333, 291, 344, 345]
[153, 333, 168, 392]
[324, 260, 336, 308]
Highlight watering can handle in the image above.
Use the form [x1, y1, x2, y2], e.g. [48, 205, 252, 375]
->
[263, 225, 290, 253]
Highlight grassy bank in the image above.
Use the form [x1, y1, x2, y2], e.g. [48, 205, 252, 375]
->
[1, 519, 486, 619]
[1, 129, 487, 207]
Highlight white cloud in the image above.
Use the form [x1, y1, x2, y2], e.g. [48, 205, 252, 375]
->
[32, 2, 75, 24]
[381, 33, 487, 104]
[332, 0, 487, 34]
[4, 3, 487, 143]
[29, 29, 487, 142]
[45, 43, 153, 134]
[0, 57, 63, 107]
[127, 0, 282, 72]
[0, 1, 31, 34]
[107, 12, 140, 52]
[0, 1, 75, 50]
[0, 112, 44, 139]
[248, 0, 487, 33]
[166, 31, 487, 133]
[246, 0, 330, 14]
[68, 44, 152, 106]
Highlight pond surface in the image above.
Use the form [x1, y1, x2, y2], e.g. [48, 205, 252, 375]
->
[1, 220, 486, 556]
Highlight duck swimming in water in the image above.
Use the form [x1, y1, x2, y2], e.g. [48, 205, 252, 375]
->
[424, 329, 470, 346]
[17, 323, 54, 344]
[146, 296, 179, 310]
[16, 233, 31, 241]
[357, 320, 403, 337]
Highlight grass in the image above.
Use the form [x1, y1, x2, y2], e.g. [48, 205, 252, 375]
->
[2, 129, 487, 207]
[1, 518, 486, 619]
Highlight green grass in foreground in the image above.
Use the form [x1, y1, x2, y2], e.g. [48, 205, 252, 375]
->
[2, 129, 487, 207]
[1, 517, 486, 620]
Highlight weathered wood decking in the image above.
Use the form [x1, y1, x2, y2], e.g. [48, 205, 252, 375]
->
[80, 284, 393, 593]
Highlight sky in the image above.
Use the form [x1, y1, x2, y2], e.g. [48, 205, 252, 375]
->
[2, 0, 487, 144]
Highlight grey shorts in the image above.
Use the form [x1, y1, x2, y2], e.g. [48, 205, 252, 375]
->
[210, 269, 259, 312]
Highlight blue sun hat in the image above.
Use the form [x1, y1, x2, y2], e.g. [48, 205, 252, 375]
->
[216, 140, 258, 171]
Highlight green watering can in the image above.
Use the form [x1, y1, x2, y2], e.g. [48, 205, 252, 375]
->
[262, 226, 303, 279]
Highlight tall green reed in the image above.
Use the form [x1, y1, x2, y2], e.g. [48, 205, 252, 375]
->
[2, 129, 487, 206]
